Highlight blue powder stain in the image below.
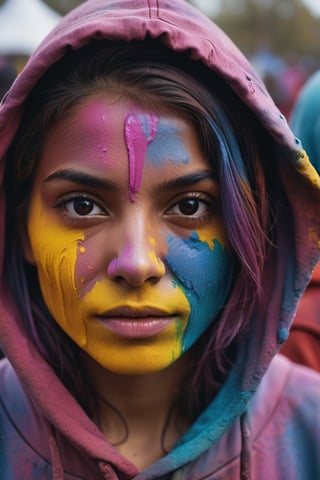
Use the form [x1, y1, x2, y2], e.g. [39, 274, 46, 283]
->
[294, 136, 302, 148]
[166, 232, 234, 352]
[145, 117, 190, 167]
[278, 327, 289, 344]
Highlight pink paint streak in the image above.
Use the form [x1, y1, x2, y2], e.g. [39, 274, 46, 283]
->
[124, 113, 158, 201]
[107, 244, 135, 278]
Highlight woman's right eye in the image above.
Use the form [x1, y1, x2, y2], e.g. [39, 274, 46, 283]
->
[59, 195, 106, 217]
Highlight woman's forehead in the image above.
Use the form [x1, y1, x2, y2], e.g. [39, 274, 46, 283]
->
[37, 96, 208, 188]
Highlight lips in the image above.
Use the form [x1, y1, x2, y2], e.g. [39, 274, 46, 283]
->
[96, 307, 175, 338]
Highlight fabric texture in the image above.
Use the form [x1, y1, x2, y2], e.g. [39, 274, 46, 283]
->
[0, 0, 320, 478]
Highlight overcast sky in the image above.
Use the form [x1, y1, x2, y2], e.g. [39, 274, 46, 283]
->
[302, 0, 320, 16]
[193, 0, 320, 17]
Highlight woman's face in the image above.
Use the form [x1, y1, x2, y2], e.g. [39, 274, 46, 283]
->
[24, 95, 234, 375]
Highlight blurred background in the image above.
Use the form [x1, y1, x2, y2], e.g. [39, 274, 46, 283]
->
[1, 0, 320, 120]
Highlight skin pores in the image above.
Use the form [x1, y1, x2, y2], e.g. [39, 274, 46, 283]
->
[25, 95, 234, 375]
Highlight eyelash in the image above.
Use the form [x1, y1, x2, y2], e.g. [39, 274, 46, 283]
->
[55, 194, 107, 220]
[166, 193, 219, 223]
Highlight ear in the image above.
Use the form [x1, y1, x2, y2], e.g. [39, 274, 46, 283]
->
[19, 222, 36, 265]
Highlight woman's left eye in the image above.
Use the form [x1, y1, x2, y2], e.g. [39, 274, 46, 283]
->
[60, 196, 105, 217]
[167, 197, 209, 217]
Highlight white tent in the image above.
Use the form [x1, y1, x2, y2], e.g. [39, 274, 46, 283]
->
[0, 0, 61, 55]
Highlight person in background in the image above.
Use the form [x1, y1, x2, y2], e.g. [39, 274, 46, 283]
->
[0, 1, 319, 478]
[0, 58, 16, 100]
[281, 70, 320, 372]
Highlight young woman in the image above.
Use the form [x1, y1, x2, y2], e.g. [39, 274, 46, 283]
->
[0, 1, 319, 478]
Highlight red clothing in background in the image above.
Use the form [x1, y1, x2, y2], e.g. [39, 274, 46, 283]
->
[281, 264, 320, 372]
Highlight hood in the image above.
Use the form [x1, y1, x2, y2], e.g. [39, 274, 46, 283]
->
[0, 0, 320, 478]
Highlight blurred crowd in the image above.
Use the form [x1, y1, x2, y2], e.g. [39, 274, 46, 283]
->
[250, 49, 320, 120]
[0, 56, 17, 100]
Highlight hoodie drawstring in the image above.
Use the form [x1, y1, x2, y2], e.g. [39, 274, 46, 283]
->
[240, 411, 252, 480]
[46, 423, 65, 480]
[98, 461, 120, 479]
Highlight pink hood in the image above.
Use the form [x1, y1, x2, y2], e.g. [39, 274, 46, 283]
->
[0, 0, 320, 478]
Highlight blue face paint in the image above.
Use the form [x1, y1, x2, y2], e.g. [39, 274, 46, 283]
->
[166, 232, 234, 352]
[145, 117, 190, 167]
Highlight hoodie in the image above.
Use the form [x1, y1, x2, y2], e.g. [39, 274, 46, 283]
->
[0, 1, 320, 479]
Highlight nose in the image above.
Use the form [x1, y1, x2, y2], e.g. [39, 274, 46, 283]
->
[107, 216, 166, 287]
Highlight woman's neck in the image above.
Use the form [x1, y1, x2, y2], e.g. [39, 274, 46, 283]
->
[80, 352, 192, 470]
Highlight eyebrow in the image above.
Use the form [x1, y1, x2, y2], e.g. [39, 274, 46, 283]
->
[43, 168, 217, 193]
[157, 170, 217, 193]
[44, 169, 119, 191]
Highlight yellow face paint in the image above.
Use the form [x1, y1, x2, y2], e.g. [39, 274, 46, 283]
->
[79, 281, 190, 374]
[197, 224, 226, 251]
[27, 189, 190, 375]
[27, 190, 84, 326]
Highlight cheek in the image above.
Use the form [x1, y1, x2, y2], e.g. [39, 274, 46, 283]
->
[166, 232, 234, 351]
[74, 241, 104, 296]
[27, 195, 84, 310]
[197, 223, 230, 251]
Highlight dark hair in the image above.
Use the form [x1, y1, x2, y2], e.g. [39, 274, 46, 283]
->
[4, 39, 277, 417]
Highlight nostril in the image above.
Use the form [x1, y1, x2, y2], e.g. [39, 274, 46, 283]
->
[112, 275, 126, 284]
